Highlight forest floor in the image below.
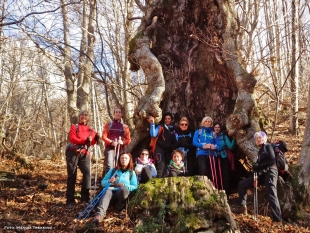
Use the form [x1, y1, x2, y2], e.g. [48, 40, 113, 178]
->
[1, 123, 310, 232]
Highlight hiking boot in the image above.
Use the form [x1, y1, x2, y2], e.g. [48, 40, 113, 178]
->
[80, 200, 89, 206]
[65, 201, 76, 208]
[231, 205, 247, 215]
[91, 215, 103, 226]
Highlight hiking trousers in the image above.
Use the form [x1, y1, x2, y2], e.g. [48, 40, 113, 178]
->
[238, 168, 282, 222]
[154, 147, 171, 178]
[140, 167, 152, 184]
[66, 150, 91, 203]
[103, 145, 124, 176]
[96, 186, 130, 218]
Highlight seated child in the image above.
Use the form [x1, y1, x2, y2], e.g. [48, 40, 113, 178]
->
[162, 149, 187, 177]
[134, 149, 157, 183]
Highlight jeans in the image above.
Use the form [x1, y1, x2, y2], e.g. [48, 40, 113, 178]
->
[66, 149, 91, 203]
[96, 186, 130, 218]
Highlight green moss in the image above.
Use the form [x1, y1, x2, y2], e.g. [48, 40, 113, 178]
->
[129, 32, 144, 54]
[141, 200, 149, 208]
[130, 176, 231, 233]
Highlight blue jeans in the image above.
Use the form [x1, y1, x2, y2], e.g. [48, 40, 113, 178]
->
[96, 186, 130, 218]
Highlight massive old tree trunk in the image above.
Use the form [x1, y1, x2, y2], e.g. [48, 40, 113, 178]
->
[129, 176, 237, 232]
[129, 0, 259, 163]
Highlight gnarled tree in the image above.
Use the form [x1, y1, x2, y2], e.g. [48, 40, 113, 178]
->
[128, 0, 260, 164]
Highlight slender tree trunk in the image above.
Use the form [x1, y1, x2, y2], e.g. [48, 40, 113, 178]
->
[42, 78, 57, 152]
[122, 0, 135, 130]
[0, 0, 6, 53]
[76, 0, 88, 111]
[290, 0, 299, 135]
[61, 0, 77, 123]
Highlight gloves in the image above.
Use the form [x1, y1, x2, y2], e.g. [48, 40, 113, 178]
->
[252, 161, 259, 171]
[94, 134, 100, 142]
[85, 137, 91, 144]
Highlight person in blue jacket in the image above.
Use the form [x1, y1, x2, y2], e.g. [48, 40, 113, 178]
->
[92, 152, 138, 225]
[193, 116, 217, 180]
[148, 112, 177, 178]
[213, 123, 236, 195]
[175, 117, 196, 176]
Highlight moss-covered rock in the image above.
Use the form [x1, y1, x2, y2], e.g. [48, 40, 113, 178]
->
[129, 176, 237, 233]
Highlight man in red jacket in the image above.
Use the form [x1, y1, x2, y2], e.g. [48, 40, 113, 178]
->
[102, 108, 131, 176]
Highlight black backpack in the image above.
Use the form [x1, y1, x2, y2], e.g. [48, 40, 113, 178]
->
[268, 140, 291, 182]
[272, 140, 288, 172]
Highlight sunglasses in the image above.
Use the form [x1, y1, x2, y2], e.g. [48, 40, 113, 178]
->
[81, 114, 88, 116]
[141, 153, 149, 156]
[180, 124, 188, 126]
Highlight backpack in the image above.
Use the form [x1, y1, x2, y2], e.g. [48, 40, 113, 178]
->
[108, 121, 127, 137]
[149, 125, 164, 154]
[271, 140, 288, 173]
[66, 124, 93, 152]
[264, 140, 289, 179]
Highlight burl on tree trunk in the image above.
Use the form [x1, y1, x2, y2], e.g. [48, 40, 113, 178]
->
[128, 0, 260, 162]
[128, 176, 238, 232]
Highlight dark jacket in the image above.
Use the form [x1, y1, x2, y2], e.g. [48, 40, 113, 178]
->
[253, 143, 277, 172]
[150, 124, 177, 151]
[175, 128, 195, 150]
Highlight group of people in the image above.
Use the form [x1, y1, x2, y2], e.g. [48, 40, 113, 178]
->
[65, 108, 282, 225]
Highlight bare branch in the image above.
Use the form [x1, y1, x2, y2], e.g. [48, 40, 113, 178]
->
[0, 0, 83, 27]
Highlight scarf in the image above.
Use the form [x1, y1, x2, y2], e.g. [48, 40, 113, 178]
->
[168, 160, 185, 172]
[137, 157, 153, 165]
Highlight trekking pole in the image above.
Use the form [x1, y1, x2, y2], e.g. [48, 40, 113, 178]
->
[89, 147, 92, 199]
[76, 183, 111, 220]
[184, 150, 188, 172]
[208, 149, 216, 188]
[180, 148, 188, 171]
[253, 171, 258, 221]
[211, 152, 218, 189]
[94, 141, 99, 197]
[76, 183, 110, 221]
[217, 153, 224, 190]
[115, 136, 121, 165]
[114, 138, 118, 167]
[76, 173, 118, 221]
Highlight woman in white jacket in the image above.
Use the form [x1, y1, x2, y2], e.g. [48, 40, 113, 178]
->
[135, 149, 157, 183]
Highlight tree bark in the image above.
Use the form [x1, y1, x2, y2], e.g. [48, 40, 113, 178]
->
[129, 0, 259, 162]
[298, 81, 310, 187]
[290, 0, 299, 135]
[77, 0, 96, 111]
[61, 0, 78, 123]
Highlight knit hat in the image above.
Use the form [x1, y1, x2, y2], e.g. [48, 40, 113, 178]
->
[254, 131, 267, 143]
